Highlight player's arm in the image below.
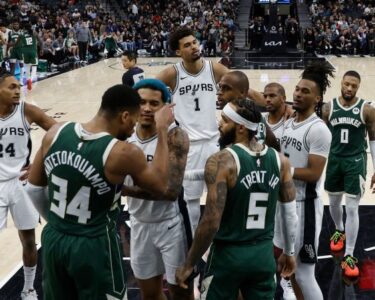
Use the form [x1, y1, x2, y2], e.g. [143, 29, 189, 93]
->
[292, 123, 332, 182]
[277, 153, 297, 277]
[364, 103, 375, 193]
[212, 61, 229, 83]
[264, 123, 280, 151]
[25, 123, 65, 219]
[155, 66, 177, 92]
[248, 88, 267, 107]
[122, 127, 189, 200]
[321, 101, 331, 123]
[24, 103, 57, 131]
[176, 151, 235, 288]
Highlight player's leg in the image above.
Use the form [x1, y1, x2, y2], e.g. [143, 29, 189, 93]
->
[325, 155, 346, 252]
[137, 275, 167, 300]
[10, 179, 38, 298]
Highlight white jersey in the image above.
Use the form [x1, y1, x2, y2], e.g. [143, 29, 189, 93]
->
[173, 59, 219, 142]
[280, 113, 331, 202]
[126, 125, 179, 222]
[262, 112, 286, 143]
[0, 102, 30, 180]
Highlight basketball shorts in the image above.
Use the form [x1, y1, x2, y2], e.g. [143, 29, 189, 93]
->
[9, 47, 23, 63]
[0, 177, 38, 230]
[201, 240, 276, 300]
[42, 224, 127, 300]
[21, 49, 38, 65]
[295, 198, 323, 262]
[325, 152, 367, 197]
[183, 139, 219, 200]
[130, 214, 188, 285]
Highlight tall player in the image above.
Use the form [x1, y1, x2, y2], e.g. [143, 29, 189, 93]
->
[281, 62, 333, 300]
[156, 27, 266, 233]
[25, 84, 175, 299]
[176, 99, 298, 299]
[122, 79, 192, 299]
[7, 20, 24, 81]
[322, 70, 375, 278]
[0, 71, 56, 299]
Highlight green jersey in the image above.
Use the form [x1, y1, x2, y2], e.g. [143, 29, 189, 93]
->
[20, 32, 37, 50]
[255, 116, 267, 144]
[9, 30, 22, 48]
[328, 97, 367, 156]
[214, 144, 281, 244]
[44, 122, 122, 237]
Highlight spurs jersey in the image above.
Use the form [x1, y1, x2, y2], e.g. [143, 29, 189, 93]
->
[173, 59, 219, 141]
[262, 112, 286, 144]
[126, 125, 179, 222]
[0, 102, 30, 180]
[280, 113, 331, 202]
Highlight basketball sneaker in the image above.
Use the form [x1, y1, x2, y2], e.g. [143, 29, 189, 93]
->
[330, 230, 345, 252]
[280, 278, 296, 300]
[21, 289, 38, 300]
[341, 255, 359, 277]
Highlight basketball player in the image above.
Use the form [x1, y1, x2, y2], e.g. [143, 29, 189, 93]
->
[121, 79, 192, 299]
[176, 99, 298, 299]
[7, 20, 24, 81]
[0, 71, 56, 299]
[121, 51, 145, 87]
[18, 23, 38, 90]
[216, 70, 280, 150]
[322, 70, 375, 278]
[156, 28, 266, 233]
[25, 85, 175, 299]
[263, 82, 296, 300]
[280, 62, 333, 300]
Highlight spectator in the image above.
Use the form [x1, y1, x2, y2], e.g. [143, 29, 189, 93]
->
[121, 51, 145, 86]
[75, 19, 91, 62]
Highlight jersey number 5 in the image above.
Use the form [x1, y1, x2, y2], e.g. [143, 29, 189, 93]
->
[50, 174, 92, 224]
[246, 192, 269, 229]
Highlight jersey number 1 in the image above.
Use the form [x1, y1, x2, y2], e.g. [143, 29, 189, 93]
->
[194, 98, 200, 111]
[246, 192, 269, 229]
[50, 174, 92, 224]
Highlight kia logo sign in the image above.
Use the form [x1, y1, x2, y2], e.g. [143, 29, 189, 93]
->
[264, 41, 282, 46]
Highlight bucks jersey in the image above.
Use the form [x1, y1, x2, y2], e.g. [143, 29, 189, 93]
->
[262, 112, 285, 144]
[0, 102, 30, 180]
[126, 125, 179, 222]
[255, 116, 267, 144]
[328, 97, 367, 156]
[9, 30, 22, 48]
[281, 113, 331, 202]
[44, 122, 122, 237]
[173, 59, 219, 141]
[214, 144, 281, 243]
[20, 32, 36, 50]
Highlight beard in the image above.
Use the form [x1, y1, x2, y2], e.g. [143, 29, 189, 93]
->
[219, 127, 236, 149]
[341, 89, 356, 102]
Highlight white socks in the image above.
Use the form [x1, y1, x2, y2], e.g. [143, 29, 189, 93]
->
[345, 195, 360, 256]
[23, 265, 36, 291]
[295, 257, 323, 300]
[328, 193, 344, 231]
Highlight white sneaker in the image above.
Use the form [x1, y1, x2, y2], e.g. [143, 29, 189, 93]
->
[280, 278, 296, 300]
[21, 289, 38, 300]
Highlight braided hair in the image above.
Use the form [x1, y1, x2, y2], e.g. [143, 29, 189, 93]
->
[301, 61, 335, 118]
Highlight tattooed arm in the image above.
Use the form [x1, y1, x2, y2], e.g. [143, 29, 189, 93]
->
[122, 127, 189, 201]
[176, 150, 236, 289]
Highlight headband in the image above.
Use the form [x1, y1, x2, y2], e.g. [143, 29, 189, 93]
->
[133, 78, 171, 103]
[223, 103, 258, 131]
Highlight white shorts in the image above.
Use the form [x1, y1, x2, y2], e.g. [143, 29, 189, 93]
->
[130, 214, 188, 285]
[183, 139, 219, 200]
[0, 177, 39, 230]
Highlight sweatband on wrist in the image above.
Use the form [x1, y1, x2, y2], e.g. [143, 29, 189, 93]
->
[24, 182, 49, 220]
[370, 140, 375, 170]
[223, 103, 258, 131]
[290, 167, 295, 178]
[279, 200, 298, 256]
[184, 169, 205, 181]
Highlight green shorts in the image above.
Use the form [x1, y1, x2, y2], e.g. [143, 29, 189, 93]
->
[9, 47, 23, 61]
[324, 152, 367, 196]
[201, 240, 276, 300]
[21, 49, 37, 64]
[41, 224, 127, 300]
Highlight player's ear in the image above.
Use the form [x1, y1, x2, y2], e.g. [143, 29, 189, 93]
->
[175, 49, 181, 57]
[120, 110, 130, 123]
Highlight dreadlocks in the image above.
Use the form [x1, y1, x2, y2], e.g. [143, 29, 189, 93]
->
[301, 61, 335, 118]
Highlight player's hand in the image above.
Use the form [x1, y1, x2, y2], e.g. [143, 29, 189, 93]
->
[176, 265, 193, 289]
[277, 253, 296, 278]
[19, 164, 31, 181]
[371, 173, 375, 193]
[284, 104, 295, 120]
[155, 103, 175, 130]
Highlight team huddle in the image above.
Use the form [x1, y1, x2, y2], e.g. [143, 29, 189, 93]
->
[1, 27, 375, 300]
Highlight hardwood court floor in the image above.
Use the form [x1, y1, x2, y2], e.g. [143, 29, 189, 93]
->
[1, 56, 375, 290]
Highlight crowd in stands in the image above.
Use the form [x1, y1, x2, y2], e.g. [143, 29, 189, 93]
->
[0, 0, 239, 71]
[306, 0, 375, 56]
